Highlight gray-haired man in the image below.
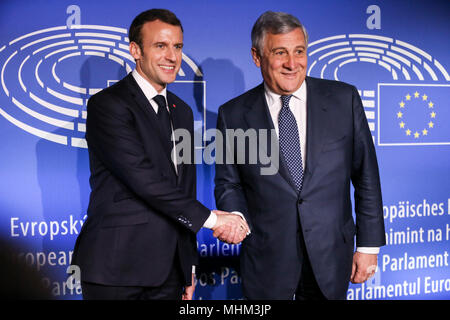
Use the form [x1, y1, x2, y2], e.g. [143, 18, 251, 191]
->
[214, 11, 385, 299]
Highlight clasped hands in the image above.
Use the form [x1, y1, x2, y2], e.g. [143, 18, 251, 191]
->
[211, 210, 250, 244]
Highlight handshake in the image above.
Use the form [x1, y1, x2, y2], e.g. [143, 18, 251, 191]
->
[211, 210, 250, 244]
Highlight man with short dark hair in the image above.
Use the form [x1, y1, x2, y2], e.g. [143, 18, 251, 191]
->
[72, 8, 248, 300]
[214, 11, 385, 300]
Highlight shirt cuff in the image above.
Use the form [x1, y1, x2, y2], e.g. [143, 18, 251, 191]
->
[192, 265, 196, 274]
[356, 247, 380, 254]
[202, 211, 217, 229]
[230, 211, 245, 220]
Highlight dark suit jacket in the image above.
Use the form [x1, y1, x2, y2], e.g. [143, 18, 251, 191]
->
[72, 73, 210, 287]
[214, 77, 385, 299]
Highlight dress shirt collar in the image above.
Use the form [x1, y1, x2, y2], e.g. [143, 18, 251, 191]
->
[264, 80, 307, 108]
[132, 69, 167, 102]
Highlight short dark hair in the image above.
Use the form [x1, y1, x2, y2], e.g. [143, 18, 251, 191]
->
[129, 9, 183, 49]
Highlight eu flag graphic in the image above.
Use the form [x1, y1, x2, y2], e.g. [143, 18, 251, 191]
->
[378, 84, 450, 146]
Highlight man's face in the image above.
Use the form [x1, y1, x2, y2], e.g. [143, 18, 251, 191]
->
[130, 20, 183, 92]
[252, 27, 307, 95]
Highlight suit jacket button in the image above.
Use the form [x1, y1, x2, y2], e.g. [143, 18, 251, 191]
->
[298, 198, 303, 204]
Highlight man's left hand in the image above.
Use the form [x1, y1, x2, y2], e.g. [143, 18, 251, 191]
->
[182, 273, 195, 300]
[350, 252, 378, 283]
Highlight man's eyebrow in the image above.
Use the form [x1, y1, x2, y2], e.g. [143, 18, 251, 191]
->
[153, 41, 183, 46]
[270, 46, 287, 52]
[271, 45, 306, 51]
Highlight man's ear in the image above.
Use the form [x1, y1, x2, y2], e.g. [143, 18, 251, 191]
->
[129, 41, 142, 61]
[251, 47, 261, 68]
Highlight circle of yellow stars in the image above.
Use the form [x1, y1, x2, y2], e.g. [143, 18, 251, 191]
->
[397, 91, 435, 139]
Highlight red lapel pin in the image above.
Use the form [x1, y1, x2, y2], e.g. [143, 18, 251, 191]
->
[172, 104, 176, 108]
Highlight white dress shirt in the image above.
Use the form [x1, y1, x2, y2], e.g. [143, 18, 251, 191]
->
[265, 82, 307, 170]
[263, 81, 378, 255]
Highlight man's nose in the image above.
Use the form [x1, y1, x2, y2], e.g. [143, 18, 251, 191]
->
[284, 54, 297, 70]
[165, 46, 177, 61]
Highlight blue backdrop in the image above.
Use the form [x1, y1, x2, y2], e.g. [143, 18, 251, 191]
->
[0, 0, 449, 300]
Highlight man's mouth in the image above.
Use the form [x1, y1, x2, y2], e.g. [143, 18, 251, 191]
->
[282, 72, 298, 78]
[160, 65, 175, 71]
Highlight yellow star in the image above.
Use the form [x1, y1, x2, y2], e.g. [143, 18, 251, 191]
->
[422, 94, 428, 101]
[428, 101, 434, 108]
[422, 129, 428, 136]
[431, 111, 436, 118]
[428, 121, 434, 128]
[414, 131, 420, 138]
[414, 91, 420, 98]
[406, 129, 411, 136]
[399, 101, 405, 108]
[397, 111, 403, 118]
[399, 121, 405, 128]
[406, 94, 411, 101]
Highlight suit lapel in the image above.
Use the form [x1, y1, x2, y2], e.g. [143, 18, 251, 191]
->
[243, 84, 274, 134]
[302, 77, 328, 189]
[124, 73, 158, 121]
[243, 84, 298, 193]
[124, 74, 177, 176]
[166, 93, 185, 183]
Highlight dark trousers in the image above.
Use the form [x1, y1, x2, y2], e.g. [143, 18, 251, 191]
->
[295, 254, 326, 300]
[81, 255, 184, 300]
[295, 232, 327, 300]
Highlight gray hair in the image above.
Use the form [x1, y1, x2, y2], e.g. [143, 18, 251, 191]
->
[251, 11, 308, 55]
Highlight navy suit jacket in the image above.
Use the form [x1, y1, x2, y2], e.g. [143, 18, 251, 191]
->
[214, 77, 385, 299]
[72, 73, 210, 287]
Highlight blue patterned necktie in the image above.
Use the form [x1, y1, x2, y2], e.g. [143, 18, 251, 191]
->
[278, 95, 304, 192]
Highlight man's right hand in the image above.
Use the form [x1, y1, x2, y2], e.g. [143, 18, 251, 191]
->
[212, 210, 249, 244]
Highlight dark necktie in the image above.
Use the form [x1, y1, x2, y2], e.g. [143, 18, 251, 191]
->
[153, 95, 173, 158]
[278, 95, 304, 192]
